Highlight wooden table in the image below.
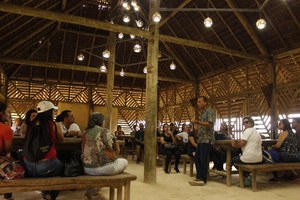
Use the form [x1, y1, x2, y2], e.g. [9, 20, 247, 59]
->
[210, 139, 277, 186]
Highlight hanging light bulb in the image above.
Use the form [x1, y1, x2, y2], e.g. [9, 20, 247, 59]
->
[120, 68, 125, 77]
[143, 66, 147, 74]
[152, 12, 161, 23]
[170, 61, 176, 70]
[77, 53, 84, 61]
[125, 4, 131, 10]
[122, 1, 129, 8]
[118, 32, 124, 39]
[157, 51, 162, 58]
[123, 15, 130, 23]
[131, 0, 137, 7]
[130, 34, 135, 39]
[256, 18, 266, 29]
[135, 20, 143, 28]
[99, 63, 107, 72]
[204, 17, 213, 28]
[102, 49, 110, 58]
[133, 5, 140, 11]
[133, 43, 142, 53]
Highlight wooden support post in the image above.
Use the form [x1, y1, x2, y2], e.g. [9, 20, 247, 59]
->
[270, 59, 278, 139]
[105, 32, 116, 130]
[144, 0, 160, 184]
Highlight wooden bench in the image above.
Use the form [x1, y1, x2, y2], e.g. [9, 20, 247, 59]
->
[236, 162, 300, 192]
[181, 154, 194, 177]
[0, 172, 137, 200]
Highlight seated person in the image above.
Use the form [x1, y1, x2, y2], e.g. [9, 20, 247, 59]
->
[23, 101, 64, 200]
[160, 123, 181, 173]
[12, 117, 23, 136]
[56, 110, 81, 137]
[231, 116, 262, 186]
[135, 123, 145, 164]
[268, 119, 299, 181]
[176, 124, 189, 154]
[187, 123, 198, 158]
[292, 118, 300, 158]
[81, 112, 128, 199]
[211, 122, 229, 171]
[115, 125, 125, 136]
[19, 109, 37, 137]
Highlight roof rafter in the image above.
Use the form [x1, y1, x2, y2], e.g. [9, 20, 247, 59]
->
[0, 2, 268, 62]
[225, 0, 268, 56]
[0, 57, 191, 84]
[159, 0, 192, 28]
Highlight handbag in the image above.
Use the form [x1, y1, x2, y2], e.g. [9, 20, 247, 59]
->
[262, 149, 274, 164]
[0, 156, 25, 180]
[64, 151, 84, 177]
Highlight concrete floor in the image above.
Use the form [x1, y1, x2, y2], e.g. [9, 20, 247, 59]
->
[7, 159, 300, 200]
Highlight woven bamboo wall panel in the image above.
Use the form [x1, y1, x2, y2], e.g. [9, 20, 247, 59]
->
[0, 71, 6, 96]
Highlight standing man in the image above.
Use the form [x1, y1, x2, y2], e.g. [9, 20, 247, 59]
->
[189, 96, 215, 186]
[292, 118, 300, 152]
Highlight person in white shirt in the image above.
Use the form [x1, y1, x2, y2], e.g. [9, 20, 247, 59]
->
[231, 116, 262, 186]
[56, 110, 82, 137]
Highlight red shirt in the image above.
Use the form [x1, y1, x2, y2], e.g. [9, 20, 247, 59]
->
[43, 121, 57, 160]
[0, 122, 13, 154]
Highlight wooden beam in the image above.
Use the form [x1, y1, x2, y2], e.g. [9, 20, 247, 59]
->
[159, 0, 192, 27]
[0, 2, 151, 39]
[225, 0, 268, 56]
[160, 35, 268, 61]
[283, 0, 300, 31]
[0, 58, 190, 84]
[0, 2, 271, 62]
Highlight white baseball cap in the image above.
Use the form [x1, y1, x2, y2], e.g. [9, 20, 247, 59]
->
[37, 101, 58, 113]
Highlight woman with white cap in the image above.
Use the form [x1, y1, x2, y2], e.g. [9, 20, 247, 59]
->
[23, 101, 64, 200]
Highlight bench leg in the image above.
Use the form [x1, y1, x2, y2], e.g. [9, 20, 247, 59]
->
[239, 167, 244, 188]
[109, 187, 115, 200]
[190, 160, 194, 177]
[117, 186, 123, 200]
[124, 181, 131, 200]
[252, 170, 257, 192]
[183, 160, 187, 174]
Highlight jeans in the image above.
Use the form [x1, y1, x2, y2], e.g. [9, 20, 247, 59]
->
[195, 143, 211, 183]
[84, 158, 128, 176]
[24, 158, 64, 177]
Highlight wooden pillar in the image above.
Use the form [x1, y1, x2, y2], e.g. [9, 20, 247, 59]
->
[194, 81, 199, 120]
[144, 0, 160, 184]
[105, 32, 116, 129]
[270, 59, 278, 139]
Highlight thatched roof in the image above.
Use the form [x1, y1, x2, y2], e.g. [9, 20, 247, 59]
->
[0, 0, 300, 89]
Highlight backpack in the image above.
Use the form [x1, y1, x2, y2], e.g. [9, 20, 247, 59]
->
[23, 121, 55, 162]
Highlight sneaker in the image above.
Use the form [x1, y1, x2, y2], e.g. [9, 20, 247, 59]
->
[174, 167, 180, 173]
[189, 179, 205, 186]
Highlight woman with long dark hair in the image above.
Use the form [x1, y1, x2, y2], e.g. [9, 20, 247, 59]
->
[269, 119, 298, 162]
[159, 123, 181, 174]
[19, 109, 37, 137]
[23, 101, 64, 200]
